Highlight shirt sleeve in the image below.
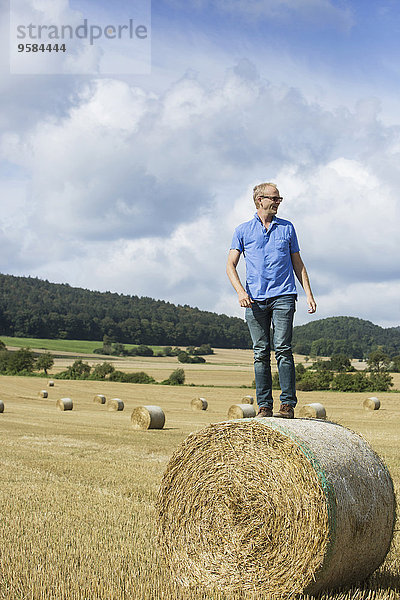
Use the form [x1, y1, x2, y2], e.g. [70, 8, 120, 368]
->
[289, 224, 300, 254]
[230, 226, 244, 252]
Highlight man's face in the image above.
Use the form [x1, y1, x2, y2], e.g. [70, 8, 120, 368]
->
[257, 186, 282, 215]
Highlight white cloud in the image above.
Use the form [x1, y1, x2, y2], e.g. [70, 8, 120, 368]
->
[1, 61, 400, 327]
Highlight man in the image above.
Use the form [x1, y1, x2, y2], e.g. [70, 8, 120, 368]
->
[226, 182, 316, 418]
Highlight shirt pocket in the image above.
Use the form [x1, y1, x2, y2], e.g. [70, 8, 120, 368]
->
[275, 238, 289, 253]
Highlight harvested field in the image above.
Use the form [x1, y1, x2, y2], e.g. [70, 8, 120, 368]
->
[0, 348, 399, 600]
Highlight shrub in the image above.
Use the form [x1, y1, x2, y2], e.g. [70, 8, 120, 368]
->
[56, 359, 91, 380]
[367, 348, 391, 373]
[368, 372, 393, 392]
[90, 362, 115, 379]
[123, 372, 155, 384]
[161, 368, 186, 385]
[193, 344, 214, 355]
[330, 354, 352, 372]
[35, 352, 54, 375]
[390, 356, 400, 373]
[178, 351, 206, 364]
[311, 359, 332, 372]
[331, 372, 370, 392]
[296, 371, 333, 391]
[133, 345, 154, 357]
[108, 370, 126, 382]
[109, 371, 155, 384]
[295, 363, 306, 380]
[0, 350, 9, 373]
[190, 355, 206, 363]
[5, 348, 36, 374]
[178, 351, 191, 363]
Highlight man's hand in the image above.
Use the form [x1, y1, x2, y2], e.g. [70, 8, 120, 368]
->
[226, 250, 254, 308]
[238, 291, 253, 308]
[307, 295, 317, 313]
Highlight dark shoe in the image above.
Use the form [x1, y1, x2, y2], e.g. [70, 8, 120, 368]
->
[257, 406, 273, 418]
[275, 403, 295, 419]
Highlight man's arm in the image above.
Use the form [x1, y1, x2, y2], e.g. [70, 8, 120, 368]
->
[291, 252, 317, 313]
[226, 249, 253, 308]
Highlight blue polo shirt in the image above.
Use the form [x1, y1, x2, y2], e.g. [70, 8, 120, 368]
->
[230, 214, 300, 301]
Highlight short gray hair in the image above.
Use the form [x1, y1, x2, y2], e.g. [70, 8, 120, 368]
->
[253, 182, 279, 207]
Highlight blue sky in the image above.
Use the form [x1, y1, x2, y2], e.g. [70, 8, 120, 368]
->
[1, 0, 400, 328]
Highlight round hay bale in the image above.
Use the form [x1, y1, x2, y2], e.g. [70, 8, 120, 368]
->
[93, 394, 106, 405]
[158, 418, 395, 597]
[38, 390, 48, 399]
[191, 397, 208, 411]
[227, 403, 256, 419]
[299, 402, 326, 419]
[0, 400, 4, 413]
[56, 398, 73, 411]
[363, 397, 380, 411]
[241, 395, 254, 404]
[107, 398, 124, 412]
[131, 405, 165, 430]
[48, 380, 55, 387]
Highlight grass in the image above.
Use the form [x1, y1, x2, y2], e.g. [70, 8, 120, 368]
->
[0, 335, 164, 354]
[0, 350, 399, 600]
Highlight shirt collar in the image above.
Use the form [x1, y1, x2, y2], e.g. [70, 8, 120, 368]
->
[254, 213, 278, 225]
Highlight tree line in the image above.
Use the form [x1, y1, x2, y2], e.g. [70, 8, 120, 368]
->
[292, 316, 400, 358]
[1, 274, 399, 357]
[272, 349, 398, 392]
[0, 273, 251, 348]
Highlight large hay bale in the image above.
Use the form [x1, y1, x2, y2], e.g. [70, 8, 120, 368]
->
[131, 405, 165, 430]
[56, 398, 73, 411]
[38, 390, 48, 399]
[158, 418, 395, 597]
[107, 398, 124, 411]
[0, 400, 4, 413]
[191, 397, 208, 411]
[48, 380, 55, 387]
[228, 403, 256, 419]
[241, 395, 254, 404]
[299, 402, 326, 419]
[93, 394, 106, 405]
[363, 396, 380, 411]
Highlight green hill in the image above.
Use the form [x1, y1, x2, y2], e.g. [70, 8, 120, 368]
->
[1, 274, 399, 356]
[0, 273, 251, 348]
[292, 316, 400, 358]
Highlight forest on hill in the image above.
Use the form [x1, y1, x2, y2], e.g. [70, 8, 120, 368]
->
[0, 274, 399, 356]
[0, 273, 251, 348]
[292, 316, 400, 358]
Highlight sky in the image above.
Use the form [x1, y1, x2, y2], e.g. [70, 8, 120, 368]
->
[1, 0, 400, 328]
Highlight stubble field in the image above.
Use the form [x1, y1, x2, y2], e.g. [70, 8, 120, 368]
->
[0, 349, 399, 600]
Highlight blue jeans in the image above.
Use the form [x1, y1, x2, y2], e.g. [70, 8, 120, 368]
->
[245, 295, 297, 409]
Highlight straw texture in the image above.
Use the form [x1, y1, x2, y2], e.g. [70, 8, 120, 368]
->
[38, 390, 48, 399]
[299, 403, 326, 419]
[56, 398, 73, 411]
[228, 403, 256, 419]
[0, 400, 4, 413]
[241, 395, 254, 404]
[93, 394, 106, 405]
[131, 405, 165, 430]
[158, 418, 395, 598]
[363, 397, 380, 411]
[191, 397, 208, 411]
[107, 398, 124, 411]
